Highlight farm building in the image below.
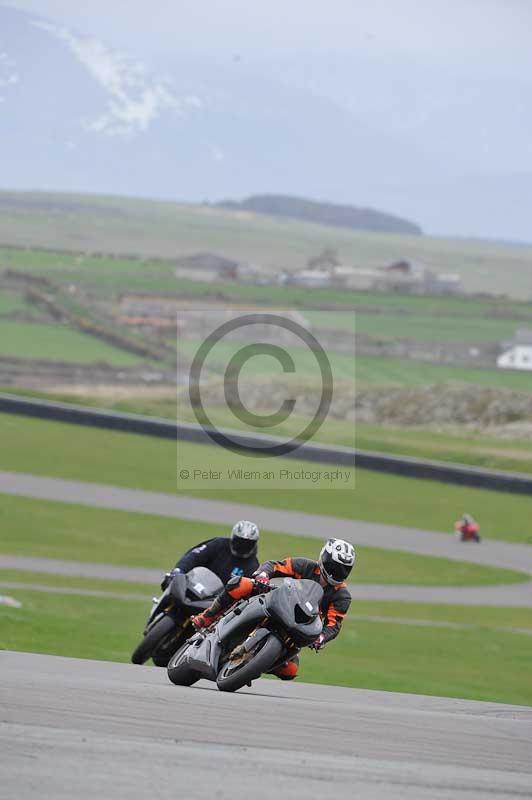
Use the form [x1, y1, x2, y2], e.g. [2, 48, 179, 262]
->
[282, 269, 332, 289]
[175, 252, 240, 272]
[331, 267, 381, 290]
[497, 328, 532, 371]
[376, 260, 460, 295]
[283, 259, 461, 294]
[497, 346, 532, 371]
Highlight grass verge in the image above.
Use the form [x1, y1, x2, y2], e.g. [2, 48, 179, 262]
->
[1, 590, 531, 705]
[1, 413, 531, 544]
[1, 495, 526, 586]
[0, 569, 154, 596]
[7, 387, 532, 475]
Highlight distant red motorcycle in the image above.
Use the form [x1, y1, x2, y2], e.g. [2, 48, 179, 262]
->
[454, 514, 481, 543]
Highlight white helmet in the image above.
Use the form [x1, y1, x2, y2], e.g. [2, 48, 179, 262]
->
[319, 538, 355, 585]
[230, 520, 259, 558]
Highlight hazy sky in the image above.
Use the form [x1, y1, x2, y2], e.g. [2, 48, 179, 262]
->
[3, 1, 532, 239]
[6, 0, 532, 74]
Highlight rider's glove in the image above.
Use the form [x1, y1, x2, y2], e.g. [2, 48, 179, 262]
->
[254, 572, 270, 592]
[161, 567, 181, 590]
[309, 634, 325, 652]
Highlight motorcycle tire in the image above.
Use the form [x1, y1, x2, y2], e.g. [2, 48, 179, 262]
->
[167, 642, 200, 686]
[216, 633, 283, 693]
[131, 615, 176, 665]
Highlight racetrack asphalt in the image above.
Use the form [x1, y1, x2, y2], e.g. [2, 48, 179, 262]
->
[1, 470, 531, 606]
[1, 651, 531, 800]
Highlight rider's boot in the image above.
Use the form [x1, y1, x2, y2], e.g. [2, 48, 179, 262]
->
[191, 597, 224, 629]
[269, 656, 299, 681]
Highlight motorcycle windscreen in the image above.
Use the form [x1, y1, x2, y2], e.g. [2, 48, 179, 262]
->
[266, 579, 323, 643]
[185, 567, 224, 600]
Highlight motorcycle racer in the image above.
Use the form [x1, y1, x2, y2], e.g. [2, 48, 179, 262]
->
[454, 513, 481, 543]
[192, 538, 355, 680]
[161, 521, 260, 590]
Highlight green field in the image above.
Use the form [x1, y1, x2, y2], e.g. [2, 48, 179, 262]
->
[1, 413, 532, 543]
[3, 239, 532, 400]
[1, 586, 531, 705]
[177, 337, 355, 385]
[0, 318, 143, 365]
[1, 494, 524, 585]
[305, 309, 521, 343]
[355, 355, 532, 390]
[0, 291, 30, 315]
[1, 191, 532, 297]
[3, 243, 532, 398]
[4, 244, 532, 317]
[179, 334, 531, 391]
[355, 422, 532, 473]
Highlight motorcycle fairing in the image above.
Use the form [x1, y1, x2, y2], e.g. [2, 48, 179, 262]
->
[146, 567, 224, 629]
[216, 595, 269, 646]
[185, 567, 224, 601]
[265, 579, 323, 645]
[178, 597, 270, 680]
[181, 632, 222, 680]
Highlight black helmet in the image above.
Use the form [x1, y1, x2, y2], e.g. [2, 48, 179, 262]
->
[230, 520, 259, 558]
[319, 538, 356, 585]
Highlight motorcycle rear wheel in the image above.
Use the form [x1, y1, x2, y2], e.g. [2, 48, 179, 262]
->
[216, 633, 283, 693]
[131, 615, 175, 665]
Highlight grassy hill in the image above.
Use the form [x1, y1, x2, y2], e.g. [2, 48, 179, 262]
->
[1, 191, 532, 463]
[216, 193, 422, 235]
[1, 190, 532, 297]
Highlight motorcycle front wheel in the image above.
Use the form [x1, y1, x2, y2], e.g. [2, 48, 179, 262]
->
[216, 633, 283, 693]
[131, 614, 176, 665]
[167, 642, 200, 686]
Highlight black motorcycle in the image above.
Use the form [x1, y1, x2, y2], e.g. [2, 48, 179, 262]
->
[131, 567, 223, 667]
[167, 578, 323, 692]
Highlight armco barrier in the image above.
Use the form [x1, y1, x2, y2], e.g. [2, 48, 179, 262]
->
[1, 392, 531, 495]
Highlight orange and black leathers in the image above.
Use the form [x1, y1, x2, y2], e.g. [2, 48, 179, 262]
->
[257, 557, 351, 644]
[193, 558, 350, 679]
[194, 574, 262, 624]
[197, 557, 351, 644]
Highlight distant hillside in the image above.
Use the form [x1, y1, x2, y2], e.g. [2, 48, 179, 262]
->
[1, 190, 532, 297]
[216, 195, 422, 236]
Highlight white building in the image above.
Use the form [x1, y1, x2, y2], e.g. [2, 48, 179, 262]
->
[497, 345, 532, 371]
[284, 269, 332, 289]
[331, 267, 381, 290]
